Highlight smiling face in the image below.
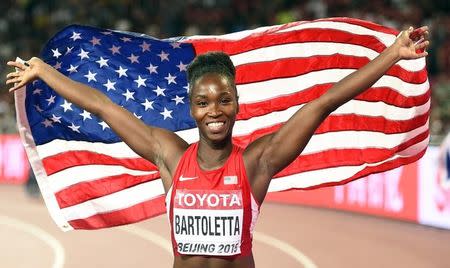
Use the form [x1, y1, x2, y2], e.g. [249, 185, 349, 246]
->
[190, 73, 239, 146]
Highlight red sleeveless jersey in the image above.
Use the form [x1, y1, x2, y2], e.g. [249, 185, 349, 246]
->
[166, 143, 260, 257]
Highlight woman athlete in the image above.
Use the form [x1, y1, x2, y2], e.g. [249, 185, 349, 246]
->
[6, 26, 429, 268]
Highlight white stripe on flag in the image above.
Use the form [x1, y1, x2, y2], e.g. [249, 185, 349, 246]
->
[61, 179, 165, 221]
[278, 21, 395, 43]
[231, 42, 425, 71]
[39, 119, 428, 162]
[237, 70, 428, 103]
[48, 165, 158, 192]
[269, 135, 429, 191]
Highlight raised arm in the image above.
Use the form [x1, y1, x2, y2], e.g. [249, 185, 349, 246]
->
[6, 58, 188, 189]
[244, 26, 429, 202]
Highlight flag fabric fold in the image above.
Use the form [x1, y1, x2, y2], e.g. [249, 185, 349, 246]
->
[14, 17, 430, 231]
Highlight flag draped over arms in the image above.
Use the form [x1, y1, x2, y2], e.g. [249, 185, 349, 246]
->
[14, 17, 430, 231]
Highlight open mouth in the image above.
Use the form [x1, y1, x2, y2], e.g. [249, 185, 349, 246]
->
[206, 121, 225, 132]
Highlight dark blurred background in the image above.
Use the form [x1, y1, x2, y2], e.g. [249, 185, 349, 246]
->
[0, 0, 448, 143]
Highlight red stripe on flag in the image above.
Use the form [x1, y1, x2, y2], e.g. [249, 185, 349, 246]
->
[294, 147, 426, 191]
[237, 84, 429, 120]
[235, 55, 427, 85]
[272, 130, 429, 178]
[56, 173, 161, 208]
[233, 113, 429, 147]
[191, 28, 390, 56]
[43, 151, 157, 175]
[316, 17, 398, 35]
[68, 196, 166, 230]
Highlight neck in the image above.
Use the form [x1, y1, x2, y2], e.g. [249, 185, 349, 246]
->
[197, 138, 233, 170]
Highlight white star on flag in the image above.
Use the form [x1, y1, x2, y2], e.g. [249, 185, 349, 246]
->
[165, 73, 177, 84]
[46, 95, 56, 105]
[65, 46, 73, 55]
[52, 48, 62, 59]
[170, 42, 181, 49]
[160, 107, 173, 120]
[176, 61, 188, 72]
[50, 114, 62, 123]
[70, 31, 82, 41]
[54, 62, 62, 70]
[33, 88, 42, 95]
[34, 105, 43, 113]
[80, 110, 92, 121]
[103, 79, 116, 91]
[122, 89, 135, 101]
[84, 70, 97, 82]
[109, 45, 121, 55]
[67, 65, 78, 73]
[42, 119, 53, 128]
[127, 54, 140, 64]
[90, 36, 101, 46]
[68, 123, 81, 133]
[134, 76, 147, 88]
[157, 50, 169, 61]
[115, 66, 128, 77]
[98, 121, 110, 130]
[96, 57, 109, 68]
[61, 100, 73, 112]
[146, 64, 158, 74]
[121, 37, 132, 42]
[139, 41, 151, 52]
[172, 95, 185, 105]
[133, 113, 142, 119]
[153, 86, 166, 96]
[141, 99, 154, 111]
[78, 49, 90, 60]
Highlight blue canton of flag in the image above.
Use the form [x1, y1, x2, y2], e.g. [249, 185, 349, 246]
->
[27, 25, 196, 145]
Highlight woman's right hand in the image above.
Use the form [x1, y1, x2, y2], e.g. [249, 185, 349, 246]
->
[6, 57, 43, 92]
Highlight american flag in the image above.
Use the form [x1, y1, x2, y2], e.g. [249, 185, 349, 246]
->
[15, 17, 430, 231]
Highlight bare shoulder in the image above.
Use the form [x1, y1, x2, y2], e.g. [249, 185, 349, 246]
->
[152, 128, 190, 190]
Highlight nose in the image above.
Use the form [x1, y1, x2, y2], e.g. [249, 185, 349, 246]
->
[207, 102, 222, 117]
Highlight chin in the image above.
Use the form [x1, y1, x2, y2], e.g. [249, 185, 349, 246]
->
[202, 132, 232, 146]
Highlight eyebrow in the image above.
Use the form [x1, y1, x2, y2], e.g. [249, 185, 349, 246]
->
[192, 94, 207, 99]
[192, 91, 233, 99]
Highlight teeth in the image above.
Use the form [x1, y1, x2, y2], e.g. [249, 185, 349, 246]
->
[208, 122, 224, 127]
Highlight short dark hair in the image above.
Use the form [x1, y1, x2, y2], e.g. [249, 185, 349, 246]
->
[187, 51, 236, 98]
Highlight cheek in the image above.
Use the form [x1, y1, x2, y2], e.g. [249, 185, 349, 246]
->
[190, 107, 204, 122]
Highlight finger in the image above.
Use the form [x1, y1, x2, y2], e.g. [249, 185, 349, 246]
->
[416, 40, 430, 49]
[414, 37, 424, 46]
[410, 26, 429, 40]
[411, 50, 429, 59]
[8, 82, 25, 92]
[6, 72, 21, 79]
[416, 26, 429, 33]
[7, 61, 28, 70]
[5, 77, 21, 85]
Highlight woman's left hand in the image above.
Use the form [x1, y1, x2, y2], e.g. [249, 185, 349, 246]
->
[393, 26, 430, 60]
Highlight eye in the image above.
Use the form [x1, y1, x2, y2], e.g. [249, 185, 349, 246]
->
[196, 101, 207, 107]
[220, 98, 232, 104]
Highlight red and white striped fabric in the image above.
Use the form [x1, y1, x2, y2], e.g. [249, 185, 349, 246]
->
[16, 17, 429, 231]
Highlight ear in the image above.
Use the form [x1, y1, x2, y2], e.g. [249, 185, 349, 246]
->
[236, 94, 240, 114]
